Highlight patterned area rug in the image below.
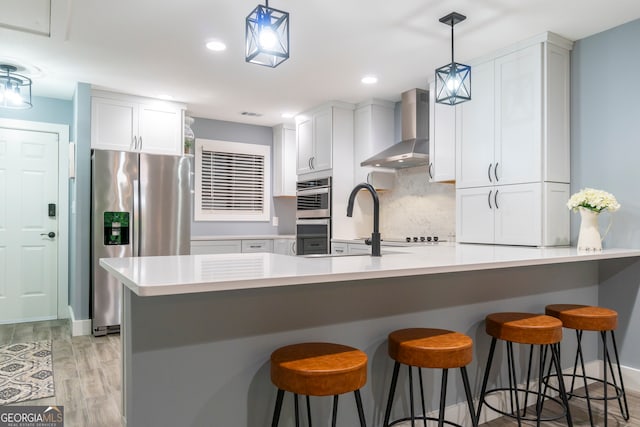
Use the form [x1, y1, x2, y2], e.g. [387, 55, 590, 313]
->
[0, 341, 54, 405]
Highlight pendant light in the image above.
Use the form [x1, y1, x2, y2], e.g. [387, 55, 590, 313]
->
[0, 64, 33, 109]
[434, 12, 471, 105]
[245, 0, 290, 68]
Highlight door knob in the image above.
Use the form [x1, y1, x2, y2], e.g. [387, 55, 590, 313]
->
[40, 232, 56, 238]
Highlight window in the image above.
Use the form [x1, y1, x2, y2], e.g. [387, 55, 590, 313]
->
[195, 138, 270, 221]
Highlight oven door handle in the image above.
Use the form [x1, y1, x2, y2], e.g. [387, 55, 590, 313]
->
[296, 187, 330, 196]
[296, 218, 331, 225]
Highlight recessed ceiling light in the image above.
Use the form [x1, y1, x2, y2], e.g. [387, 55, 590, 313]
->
[206, 40, 227, 52]
[361, 75, 378, 84]
[281, 112, 294, 119]
[157, 94, 174, 100]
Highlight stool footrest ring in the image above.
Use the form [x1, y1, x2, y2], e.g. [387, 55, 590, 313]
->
[481, 386, 568, 423]
[542, 373, 626, 401]
[387, 415, 466, 427]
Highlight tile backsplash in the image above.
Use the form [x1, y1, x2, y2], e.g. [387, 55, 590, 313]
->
[351, 166, 456, 240]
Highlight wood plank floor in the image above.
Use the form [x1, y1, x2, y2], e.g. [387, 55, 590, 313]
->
[0, 320, 122, 427]
[1, 319, 638, 426]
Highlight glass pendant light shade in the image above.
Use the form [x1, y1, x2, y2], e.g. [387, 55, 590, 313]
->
[245, 1, 290, 68]
[0, 64, 32, 109]
[435, 61, 471, 105]
[435, 12, 471, 106]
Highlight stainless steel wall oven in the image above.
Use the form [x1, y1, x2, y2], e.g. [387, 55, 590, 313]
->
[296, 178, 331, 255]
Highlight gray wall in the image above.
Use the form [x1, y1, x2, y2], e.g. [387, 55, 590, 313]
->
[191, 117, 296, 236]
[571, 18, 640, 368]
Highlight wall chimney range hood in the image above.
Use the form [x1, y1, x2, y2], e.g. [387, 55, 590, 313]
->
[360, 88, 429, 169]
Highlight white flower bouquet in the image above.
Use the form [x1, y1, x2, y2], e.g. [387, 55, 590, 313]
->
[567, 188, 620, 213]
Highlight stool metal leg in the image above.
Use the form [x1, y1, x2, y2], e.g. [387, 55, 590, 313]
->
[477, 337, 497, 422]
[306, 395, 312, 427]
[522, 344, 535, 418]
[610, 330, 630, 420]
[271, 389, 285, 427]
[460, 366, 478, 427]
[383, 361, 401, 427]
[575, 330, 595, 424]
[438, 369, 449, 427]
[331, 395, 338, 427]
[506, 341, 523, 426]
[408, 366, 415, 427]
[601, 331, 609, 427]
[294, 393, 300, 427]
[418, 368, 427, 427]
[354, 389, 367, 427]
[551, 343, 573, 427]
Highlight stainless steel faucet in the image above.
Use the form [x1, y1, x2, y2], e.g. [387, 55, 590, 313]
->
[346, 183, 381, 257]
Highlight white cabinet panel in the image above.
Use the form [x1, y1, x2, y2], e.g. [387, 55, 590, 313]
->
[347, 243, 371, 255]
[138, 104, 183, 155]
[428, 82, 456, 182]
[493, 184, 541, 245]
[274, 238, 296, 255]
[296, 117, 313, 174]
[331, 242, 348, 255]
[456, 187, 494, 244]
[91, 97, 137, 151]
[354, 101, 395, 184]
[273, 124, 296, 197]
[495, 44, 542, 185]
[312, 109, 332, 172]
[456, 60, 495, 188]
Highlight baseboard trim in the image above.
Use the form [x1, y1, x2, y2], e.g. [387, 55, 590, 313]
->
[410, 360, 622, 425]
[68, 305, 91, 336]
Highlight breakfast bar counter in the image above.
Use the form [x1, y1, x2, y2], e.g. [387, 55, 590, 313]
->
[100, 245, 640, 427]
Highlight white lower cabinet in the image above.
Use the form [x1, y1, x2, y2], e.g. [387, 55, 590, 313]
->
[241, 239, 274, 253]
[456, 183, 569, 247]
[191, 240, 242, 254]
[274, 238, 296, 255]
[331, 242, 348, 255]
[348, 243, 371, 255]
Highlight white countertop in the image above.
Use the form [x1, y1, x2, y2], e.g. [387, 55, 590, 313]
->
[99, 244, 640, 297]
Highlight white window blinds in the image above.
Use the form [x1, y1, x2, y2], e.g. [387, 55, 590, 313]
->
[195, 139, 270, 221]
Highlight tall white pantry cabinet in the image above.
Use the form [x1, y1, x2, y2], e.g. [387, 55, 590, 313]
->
[456, 33, 572, 247]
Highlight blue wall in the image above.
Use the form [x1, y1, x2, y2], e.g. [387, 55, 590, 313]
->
[571, 17, 640, 368]
[191, 117, 296, 236]
[0, 95, 72, 125]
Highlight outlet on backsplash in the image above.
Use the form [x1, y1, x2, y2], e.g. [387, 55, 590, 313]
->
[351, 166, 455, 239]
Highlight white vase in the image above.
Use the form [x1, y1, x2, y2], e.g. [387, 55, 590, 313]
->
[577, 207, 602, 251]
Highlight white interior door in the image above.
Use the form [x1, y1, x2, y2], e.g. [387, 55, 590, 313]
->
[0, 128, 59, 323]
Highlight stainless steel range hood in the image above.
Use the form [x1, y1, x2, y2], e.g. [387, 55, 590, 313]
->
[360, 88, 429, 169]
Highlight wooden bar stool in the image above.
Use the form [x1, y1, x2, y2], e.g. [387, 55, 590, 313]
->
[477, 312, 573, 426]
[270, 342, 367, 427]
[382, 328, 478, 427]
[545, 304, 630, 426]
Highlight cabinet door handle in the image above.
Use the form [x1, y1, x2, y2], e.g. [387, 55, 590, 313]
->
[138, 136, 142, 151]
[308, 158, 312, 170]
[428, 163, 434, 179]
[488, 190, 493, 209]
[494, 162, 499, 182]
[249, 245, 261, 249]
[494, 189, 500, 209]
[366, 172, 371, 184]
[488, 163, 493, 183]
[311, 156, 315, 169]
[291, 241, 296, 255]
[131, 136, 136, 150]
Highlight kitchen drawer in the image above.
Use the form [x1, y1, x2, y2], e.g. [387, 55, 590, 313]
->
[331, 242, 348, 255]
[241, 239, 274, 253]
[191, 240, 242, 254]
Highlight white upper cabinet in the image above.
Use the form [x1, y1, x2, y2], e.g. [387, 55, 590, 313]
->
[91, 91, 184, 155]
[456, 36, 570, 189]
[354, 100, 395, 186]
[273, 124, 296, 197]
[296, 107, 333, 176]
[428, 82, 456, 182]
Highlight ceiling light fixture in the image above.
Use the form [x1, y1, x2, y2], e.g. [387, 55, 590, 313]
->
[435, 12, 471, 105]
[361, 75, 378, 85]
[245, 0, 289, 67]
[206, 40, 227, 52]
[0, 64, 32, 109]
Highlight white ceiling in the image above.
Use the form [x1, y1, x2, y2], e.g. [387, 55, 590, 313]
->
[2, 0, 640, 126]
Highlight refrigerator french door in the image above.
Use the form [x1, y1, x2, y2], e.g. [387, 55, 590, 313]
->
[91, 150, 191, 336]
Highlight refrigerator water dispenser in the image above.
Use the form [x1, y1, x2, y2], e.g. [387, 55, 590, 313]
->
[104, 211, 130, 245]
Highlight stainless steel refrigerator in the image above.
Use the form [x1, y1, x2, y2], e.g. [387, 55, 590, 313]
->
[91, 149, 191, 336]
